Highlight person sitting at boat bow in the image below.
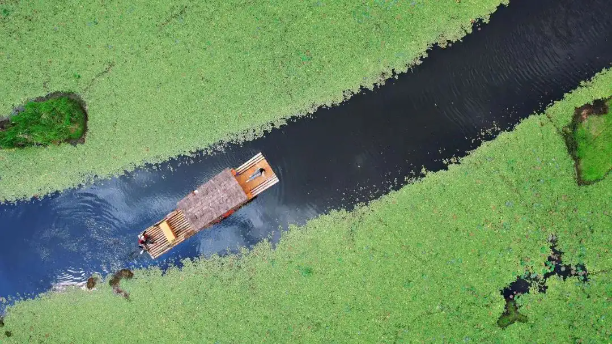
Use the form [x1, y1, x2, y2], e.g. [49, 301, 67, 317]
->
[138, 231, 153, 254]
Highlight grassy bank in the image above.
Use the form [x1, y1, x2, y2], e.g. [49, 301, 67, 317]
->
[0, 95, 86, 148]
[2, 69, 611, 343]
[0, 0, 506, 203]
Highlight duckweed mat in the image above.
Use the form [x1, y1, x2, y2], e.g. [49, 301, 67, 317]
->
[2, 68, 610, 343]
[0, 0, 506, 203]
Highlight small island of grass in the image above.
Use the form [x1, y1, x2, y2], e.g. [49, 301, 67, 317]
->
[0, 94, 87, 149]
[564, 97, 612, 184]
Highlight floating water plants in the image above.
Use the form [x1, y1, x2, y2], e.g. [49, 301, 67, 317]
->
[497, 300, 528, 329]
[109, 269, 134, 300]
[497, 237, 589, 329]
[86, 276, 98, 290]
[0, 93, 87, 149]
[563, 97, 612, 184]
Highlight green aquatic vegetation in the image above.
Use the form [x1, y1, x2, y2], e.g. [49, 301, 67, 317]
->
[297, 265, 314, 277]
[496, 239, 590, 330]
[563, 98, 611, 184]
[576, 112, 612, 181]
[497, 300, 528, 329]
[504, 275, 612, 342]
[108, 269, 134, 300]
[0, 0, 507, 203]
[2, 70, 611, 342]
[0, 96, 86, 149]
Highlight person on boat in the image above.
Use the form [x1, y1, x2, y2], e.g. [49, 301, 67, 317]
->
[138, 231, 153, 254]
[246, 168, 266, 183]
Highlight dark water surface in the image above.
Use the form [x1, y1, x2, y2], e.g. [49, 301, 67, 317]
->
[1, 0, 612, 311]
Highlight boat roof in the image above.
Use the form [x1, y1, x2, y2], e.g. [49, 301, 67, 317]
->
[176, 168, 248, 230]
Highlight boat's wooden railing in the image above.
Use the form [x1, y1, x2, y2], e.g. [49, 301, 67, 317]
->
[235, 153, 265, 174]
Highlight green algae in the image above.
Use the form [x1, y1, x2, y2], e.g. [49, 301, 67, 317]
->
[0, 0, 507, 203]
[2, 68, 611, 343]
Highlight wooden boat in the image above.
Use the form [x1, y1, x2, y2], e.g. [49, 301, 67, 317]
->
[140, 152, 279, 259]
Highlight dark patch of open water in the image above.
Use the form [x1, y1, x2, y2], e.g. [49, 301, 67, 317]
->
[1, 0, 612, 312]
[497, 236, 589, 328]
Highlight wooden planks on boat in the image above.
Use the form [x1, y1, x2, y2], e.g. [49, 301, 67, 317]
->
[176, 168, 248, 232]
[145, 210, 195, 259]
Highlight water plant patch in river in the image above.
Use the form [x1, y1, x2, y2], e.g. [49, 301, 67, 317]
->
[86, 276, 99, 290]
[0, 93, 87, 149]
[108, 269, 134, 300]
[562, 97, 612, 184]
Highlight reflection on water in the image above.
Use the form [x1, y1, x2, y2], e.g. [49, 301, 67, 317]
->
[2, 0, 612, 312]
[51, 268, 90, 293]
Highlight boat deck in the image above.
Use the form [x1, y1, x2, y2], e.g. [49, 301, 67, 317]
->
[144, 210, 195, 259]
[141, 152, 279, 259]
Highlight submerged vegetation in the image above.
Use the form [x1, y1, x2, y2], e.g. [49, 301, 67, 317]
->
[86, 276, 98, 290]
[497, 300, 528, 329]
[0, 95, 86, 149]
[563, 97, 612, 184]
[108, 269, 134, 300]
[0, 0, 507, 202]
[2, 69, 611, 343]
